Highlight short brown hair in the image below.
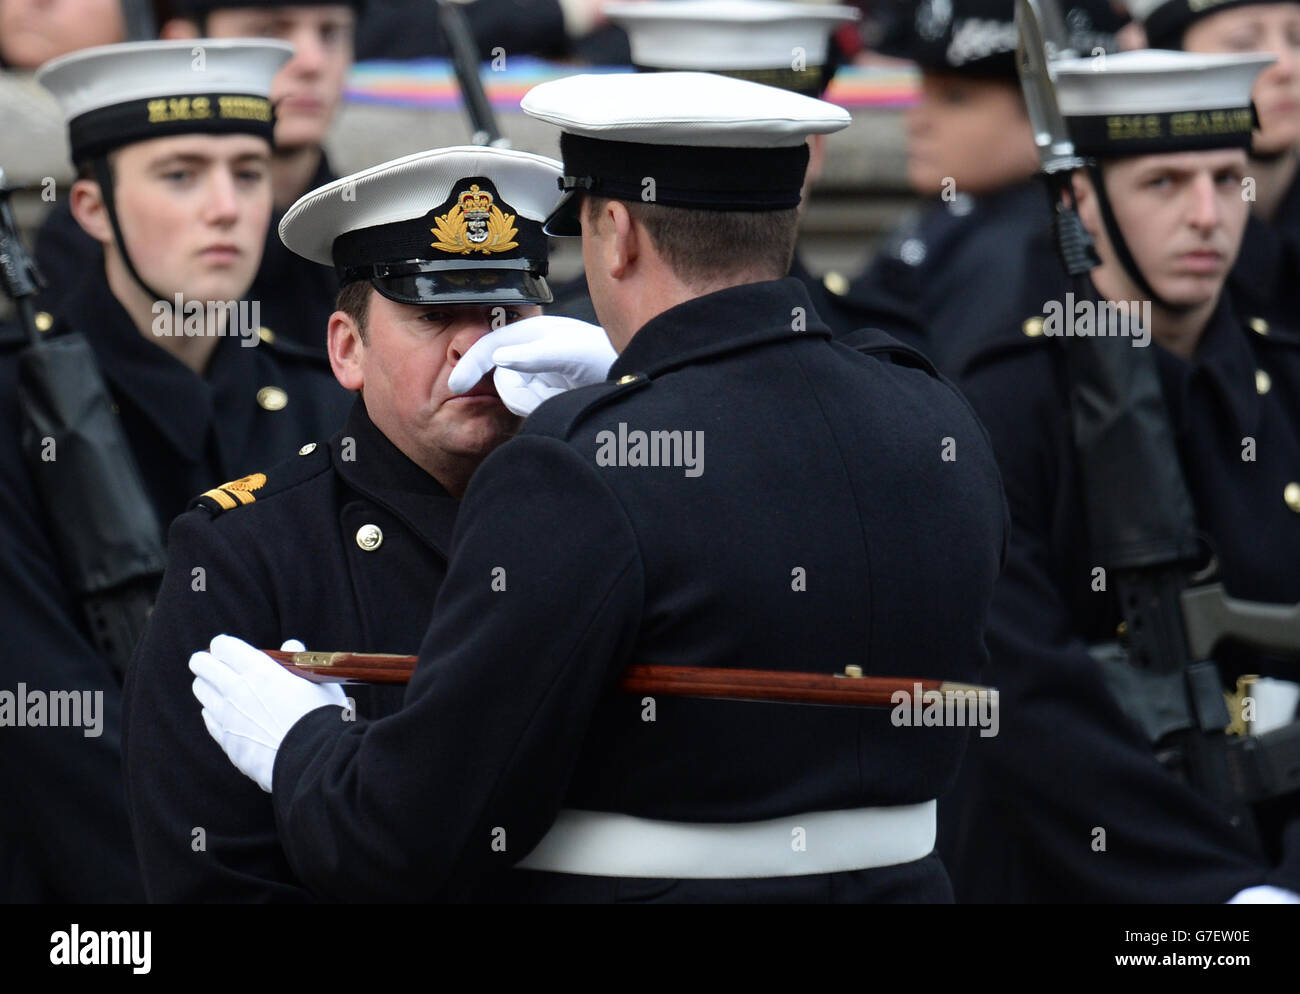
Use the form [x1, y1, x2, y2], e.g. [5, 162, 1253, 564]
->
[584, 195, 798, 290]
[335, 280, 372, 340]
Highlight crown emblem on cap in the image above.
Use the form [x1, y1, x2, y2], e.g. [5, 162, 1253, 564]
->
[430, 184, 519, 255]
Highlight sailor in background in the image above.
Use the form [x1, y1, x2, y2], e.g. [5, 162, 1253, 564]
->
[1127, 0, 1300, 333]
[944, 47, 1300, 903]
[33, 0, 365, 353]
[823, 0, 1124, 374]
[0, 39, 350, 901]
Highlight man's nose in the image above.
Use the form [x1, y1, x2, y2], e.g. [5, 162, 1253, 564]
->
[1263, 26, 1299, 76]
[203, 170, 240, 224]
[441, 310, 491, 363]
[1186, 173, 1221, 231]
[286, 27, 325, 75]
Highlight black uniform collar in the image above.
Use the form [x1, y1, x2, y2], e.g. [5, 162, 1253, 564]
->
[1156, 295, 1260, 440]
[608, 277, 830, 382]
[58, 271, 261, 462]
[332, 398, 459, 557]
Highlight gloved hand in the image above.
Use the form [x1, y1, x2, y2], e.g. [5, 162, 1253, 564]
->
[190, 635, 347, 792]
[448, 315, 618, 416]
[1227, 885, 1300, 903]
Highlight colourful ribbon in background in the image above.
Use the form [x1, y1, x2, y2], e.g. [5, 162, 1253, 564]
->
[345, 57, 919, 111]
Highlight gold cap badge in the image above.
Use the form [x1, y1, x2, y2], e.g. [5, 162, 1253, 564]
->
[431, 184, 519, 255]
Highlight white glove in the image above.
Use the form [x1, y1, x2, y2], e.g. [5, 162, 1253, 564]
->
[190, 634, 347, 792]
[1227, 885, 1300, 903]
[448, 315, 617, 416]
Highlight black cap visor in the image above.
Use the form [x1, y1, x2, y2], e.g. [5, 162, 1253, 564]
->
[543, 191, 584, 237]
[363, 260, 552, 306]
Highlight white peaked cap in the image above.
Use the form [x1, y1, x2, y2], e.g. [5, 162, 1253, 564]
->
[605, 0, 859, 72]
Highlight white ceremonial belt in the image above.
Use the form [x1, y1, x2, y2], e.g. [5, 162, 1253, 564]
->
[515, 801, 937, 879]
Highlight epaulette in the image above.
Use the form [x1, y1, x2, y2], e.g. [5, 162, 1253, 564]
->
[251, 325, 331, 366]
[840, 326, 940, 378]
[190, 439, 331, 517]
[523, 373, 652, 439]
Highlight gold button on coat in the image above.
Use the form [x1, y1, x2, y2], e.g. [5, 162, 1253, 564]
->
[257, 326, 276, 345]
[616, 374, 639, 385]
[1286, 483, 1300, 514]
[1023, 316, 1044, 337]
[35, 311, 54, 332]
[256, 386, 288, 411]
[298, 442, 317, 456]
[1250, 317, 1269, 335]
[356, 524, 383, 551]
[1256, 369, 1271, 395]
[823, 271, 849, 296]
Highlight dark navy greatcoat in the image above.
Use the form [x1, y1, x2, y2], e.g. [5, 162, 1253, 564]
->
[123, 399, 456, 901]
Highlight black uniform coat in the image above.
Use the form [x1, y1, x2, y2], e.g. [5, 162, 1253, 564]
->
[831, 180, 1069, 376]
[269, 277, 1008, 903]
[123, 400, 456, 901]
[942, 291, 1300, 902]
[0, 273, 349, 902]
[1228, 170, 1300, 332]
[33, 154, 339, 354]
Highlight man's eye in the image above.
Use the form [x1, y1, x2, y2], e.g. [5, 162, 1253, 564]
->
[236, 169, 266, 183]
[1144, 175, 1172, 189]
[163, 170, 193, 183]
[502, 309, 525, 323]
[1223, 32, 1261, 50]
[420, 311, 452, 324]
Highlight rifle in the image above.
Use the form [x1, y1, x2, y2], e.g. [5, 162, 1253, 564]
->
[0, 169, 166, 678]
[265, 650, 997, 709]
[120, 0, 157, 42]
[434, 0, 510, 147]
[1016, 0, 1300, 826]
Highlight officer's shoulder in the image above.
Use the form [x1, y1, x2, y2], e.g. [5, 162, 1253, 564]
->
[188, 440, 332, 521]
[521, 375, 653, 440]
[250, 326, 331, 368]
[835, 326, 942, 378]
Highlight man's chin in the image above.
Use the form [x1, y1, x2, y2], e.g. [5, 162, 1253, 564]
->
[179, 273, 257, 306]
[1154, 276, 1224, 312]
[273, 117, 330, 152]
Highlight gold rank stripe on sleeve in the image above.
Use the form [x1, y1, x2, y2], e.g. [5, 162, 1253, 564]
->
[199, 473, 267, 511]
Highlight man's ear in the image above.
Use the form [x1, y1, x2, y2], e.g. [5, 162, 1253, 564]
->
[605, 199, 640, 280]
[1069, 169, 1101, 239]
[69, 177, 114, 245]
[159, 18, 201, 39]
[805, 133, 828, 186]
[328, 308, 365, 391]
